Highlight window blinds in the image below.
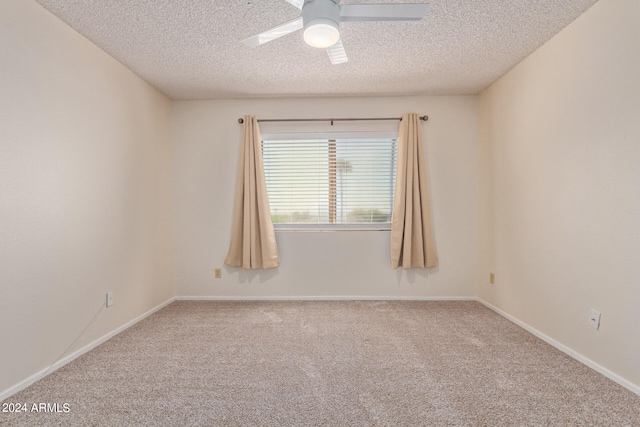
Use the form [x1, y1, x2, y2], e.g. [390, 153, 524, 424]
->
[262, 138, 397, 227]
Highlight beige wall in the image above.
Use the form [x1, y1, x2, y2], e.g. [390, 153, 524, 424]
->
[0, 1, 175, 396]
[171, 96, 477, 298]
[478, 0, 640, 390]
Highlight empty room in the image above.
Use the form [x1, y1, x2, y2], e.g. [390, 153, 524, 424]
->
[1, 0, 639, 425]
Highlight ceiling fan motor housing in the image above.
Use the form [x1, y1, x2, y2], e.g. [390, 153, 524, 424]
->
[302, 0, 341, 47]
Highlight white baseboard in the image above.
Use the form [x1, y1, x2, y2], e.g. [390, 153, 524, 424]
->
[476, 297, 640, 397]
[176, 295, 476, 301]
[0, 297, 176, 402]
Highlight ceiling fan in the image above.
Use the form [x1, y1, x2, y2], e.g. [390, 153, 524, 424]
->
[242, 0, 429, 65]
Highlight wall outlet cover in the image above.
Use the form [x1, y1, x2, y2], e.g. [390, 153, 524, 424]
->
[106, 292, 113, 308]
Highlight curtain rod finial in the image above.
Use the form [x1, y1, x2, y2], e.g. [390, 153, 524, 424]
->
[238, 118, 244, 124]
[421, 115, 429, 121]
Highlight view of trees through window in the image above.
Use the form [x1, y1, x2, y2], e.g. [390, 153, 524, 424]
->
[262, 137, 397, 227]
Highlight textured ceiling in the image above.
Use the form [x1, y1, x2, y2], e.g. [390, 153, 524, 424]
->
[34, 0, 599, 100]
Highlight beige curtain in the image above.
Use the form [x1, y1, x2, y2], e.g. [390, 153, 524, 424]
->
[224, 115, 279, 269]
[390, 113, 438, 269]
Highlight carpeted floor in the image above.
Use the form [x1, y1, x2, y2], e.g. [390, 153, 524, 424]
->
[2, 300, 639, 426]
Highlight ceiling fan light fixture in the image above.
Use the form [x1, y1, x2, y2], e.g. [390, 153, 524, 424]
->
[303, 18, 340, 48]
[242, 0, 430, 65]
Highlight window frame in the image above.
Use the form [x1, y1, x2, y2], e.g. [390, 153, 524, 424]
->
[261, 131, 398, 232]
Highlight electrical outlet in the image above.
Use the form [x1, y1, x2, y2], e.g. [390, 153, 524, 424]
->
[489, 272, 495, 284]
[106, 292, 113, 308]
[588, 309, 600, 330]
[214, 268, 221, 279]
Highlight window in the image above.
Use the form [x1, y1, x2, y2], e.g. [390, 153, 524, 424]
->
[262, 132, 397, 230]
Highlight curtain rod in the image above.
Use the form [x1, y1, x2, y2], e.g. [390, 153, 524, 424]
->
[237, 115, 428, 125]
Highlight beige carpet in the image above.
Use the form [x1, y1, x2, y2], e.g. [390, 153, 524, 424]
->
[2, 301, 639, 426]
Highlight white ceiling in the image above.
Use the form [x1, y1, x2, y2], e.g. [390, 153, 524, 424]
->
[34, 0, 599, 100]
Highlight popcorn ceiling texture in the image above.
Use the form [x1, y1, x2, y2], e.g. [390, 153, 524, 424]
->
[34, 0, 599, 99]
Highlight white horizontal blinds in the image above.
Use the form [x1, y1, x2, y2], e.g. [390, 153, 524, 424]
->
[262, 138, 397, 225]
[335, 138, 397, 223]
[263, 139, 330, 224]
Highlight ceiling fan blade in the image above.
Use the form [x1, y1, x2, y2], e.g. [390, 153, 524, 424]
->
[326, 39, 348, 65]
[339, 3, 429, 22]
[284, 0, 304, 9]
[241, 17, 304, 48]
